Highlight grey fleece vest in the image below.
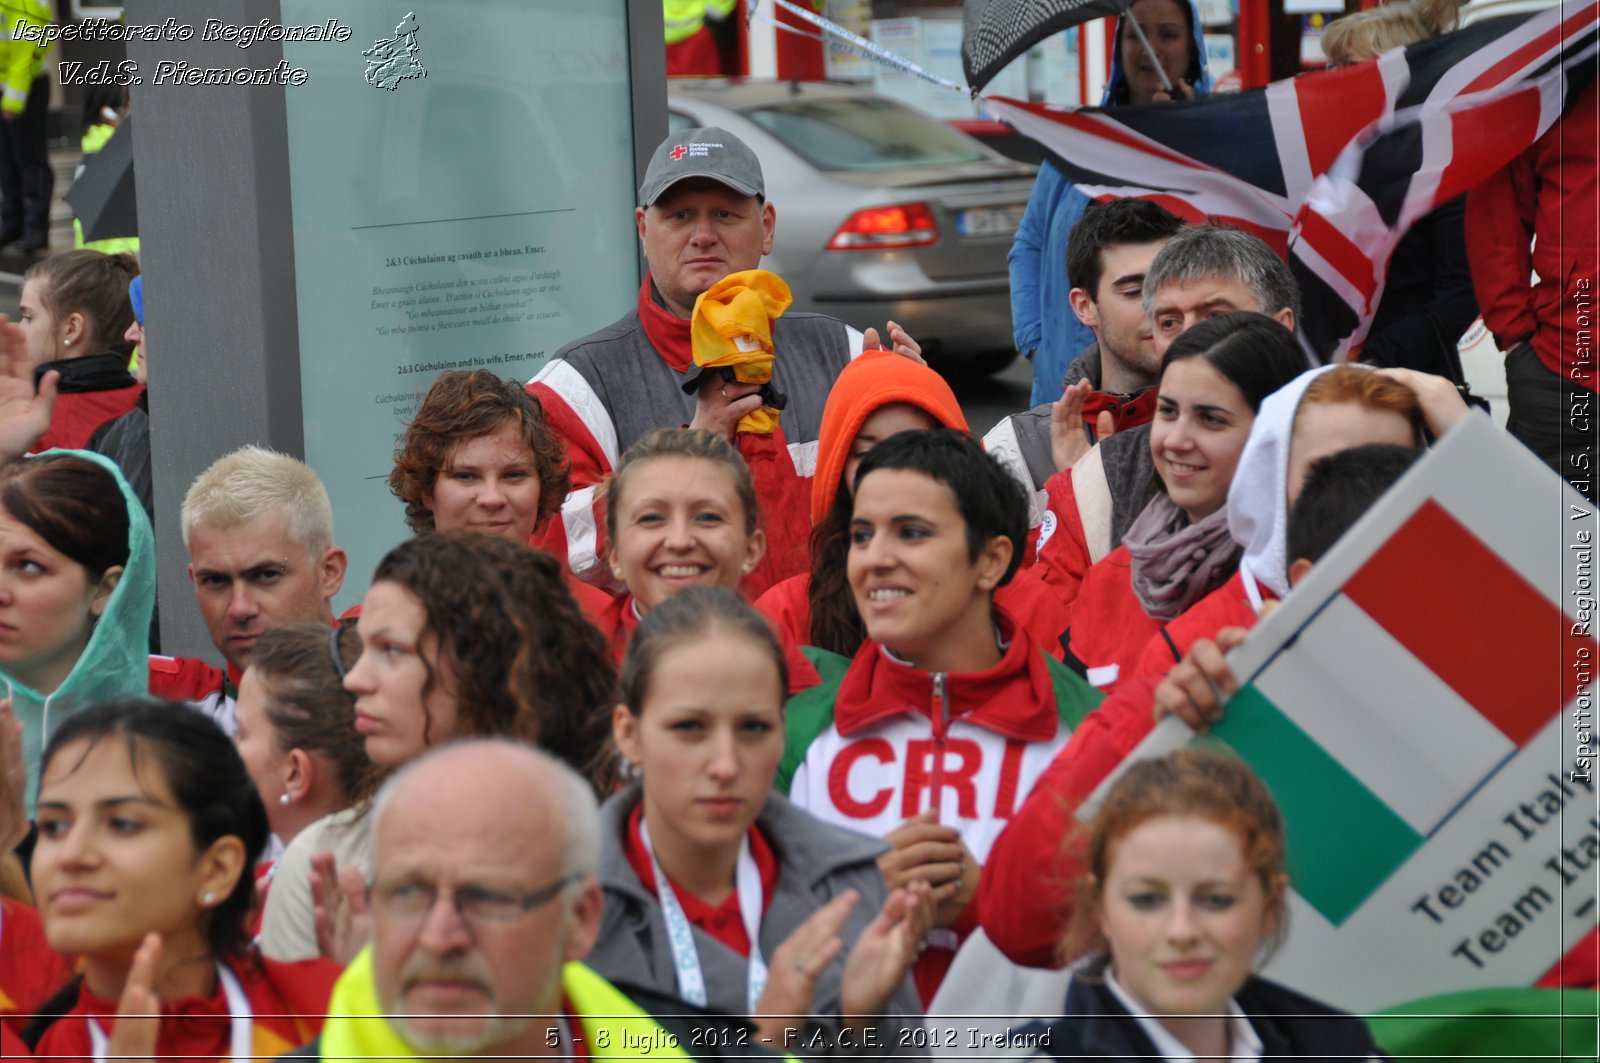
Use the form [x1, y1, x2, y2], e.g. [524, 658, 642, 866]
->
[549, 308, 852, 455]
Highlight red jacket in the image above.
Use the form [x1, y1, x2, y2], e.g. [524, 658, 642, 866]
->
[31, 955, 341, 1061]
[1060, 545, 1162, 693]
[531, 279, 846, 601]
[1033, 466, 1095, 608]
[30, 355, 143, 454]
[1466, 78, 1598, 388]
[1132, 568, 1270, 681]
[597, 591, 821, 696]
[0, 898, 73, 1040]
[779, 612, 1101, 999]
[755, 570, 1072, 663]
[975, 675, 1160, 967]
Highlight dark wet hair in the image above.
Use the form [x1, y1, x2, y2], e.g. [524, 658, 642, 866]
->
[1066, 198, 1186, 297]
[37, 698, 269, 961]
[621, 585, 787, 715]
[0, 453, 129, 583]
[852, 428, 1028, 588]
[1159, 312, 1308, 414]
[1287, 443, 1420, 566]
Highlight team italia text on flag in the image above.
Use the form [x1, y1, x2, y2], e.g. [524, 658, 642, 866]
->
[981, 1, 1598, 362]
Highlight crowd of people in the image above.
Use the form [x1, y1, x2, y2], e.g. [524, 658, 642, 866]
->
[0, 0, 1592, 1059]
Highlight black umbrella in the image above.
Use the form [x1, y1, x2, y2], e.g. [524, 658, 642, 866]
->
[66, 117, 137, 244]
[962, 0, 1132, 94]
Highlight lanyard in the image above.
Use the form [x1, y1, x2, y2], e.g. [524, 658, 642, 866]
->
[89, 962, 253, 1063]
[639, 817, 768, 1013]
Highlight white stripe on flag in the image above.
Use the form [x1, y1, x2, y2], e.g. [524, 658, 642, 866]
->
[1252, 594, 1514, 835]
[1266, 80, 1314, 202]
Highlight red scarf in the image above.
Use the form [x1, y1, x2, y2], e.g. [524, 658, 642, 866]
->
[637, 276, 694, 373]
[622, 802, 779, 957]
[32, 956, 340, 1062]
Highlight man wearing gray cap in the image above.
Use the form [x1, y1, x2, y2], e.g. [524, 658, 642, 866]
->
[527, 127, 920, 599]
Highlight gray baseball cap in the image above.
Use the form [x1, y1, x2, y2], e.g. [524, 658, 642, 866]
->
[638, 127, 764, 207]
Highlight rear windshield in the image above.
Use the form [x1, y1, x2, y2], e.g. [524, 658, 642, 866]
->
[743, 96, 988, 171]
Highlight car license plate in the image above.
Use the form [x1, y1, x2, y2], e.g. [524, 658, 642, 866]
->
[956, 205, 1024, 237]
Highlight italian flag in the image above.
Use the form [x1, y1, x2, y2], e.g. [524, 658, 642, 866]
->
[1211, 499, 1596, 927]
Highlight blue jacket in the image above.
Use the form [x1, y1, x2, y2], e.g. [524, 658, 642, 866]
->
[1009, 1, 1211, 408]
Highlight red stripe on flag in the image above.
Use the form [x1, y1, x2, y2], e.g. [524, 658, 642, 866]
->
[1460, 2, 1599, 95]
[1342, 499, 1595, 745]
[1439, 89, 1543, 203]
[1297, 210, 1378, 305]
[1299, 66, 1387, 178]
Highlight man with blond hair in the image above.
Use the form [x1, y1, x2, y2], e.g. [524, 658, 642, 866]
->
[148, 445, 347, 731]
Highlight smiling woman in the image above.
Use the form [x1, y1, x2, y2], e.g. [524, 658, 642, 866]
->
[777, 429, 1101, 1003]
[1054, 314, 1307, 694]
[595, 427, 820, 695]
[1014, 747, 1383, 1060]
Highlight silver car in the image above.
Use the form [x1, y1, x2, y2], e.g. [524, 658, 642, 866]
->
[668, 80, 1038, 375]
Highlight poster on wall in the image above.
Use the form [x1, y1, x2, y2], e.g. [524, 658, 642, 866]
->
[278, 1, 641, 609]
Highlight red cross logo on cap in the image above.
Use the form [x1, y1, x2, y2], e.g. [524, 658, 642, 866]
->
[669, 144, 687, 161]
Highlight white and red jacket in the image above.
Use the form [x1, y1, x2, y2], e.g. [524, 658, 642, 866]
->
[148, 654, 240, 736]
[528, 277, 860, 600]
[775, 611, 1101, 999]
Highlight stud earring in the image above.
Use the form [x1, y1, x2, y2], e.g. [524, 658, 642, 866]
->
[202, 891, 216, 906]
[278, 793, 292, 806]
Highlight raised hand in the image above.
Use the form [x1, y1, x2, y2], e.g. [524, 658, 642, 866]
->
[310, 850, 371, 965]
[839, 880, 934, 1028]
[1152, 625, 1250, 731]
[688, 373, 765, 440]
[861, 320, 926, 365]
[106, 932, 163, 1061]
[753, 891, 859, 1042]
[0, 313, 54, 463]
[1050, 379, 1113, 472]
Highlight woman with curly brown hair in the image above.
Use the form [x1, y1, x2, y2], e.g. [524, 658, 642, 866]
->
[257, 530, 618, 962]
[387, 369, 569, 544]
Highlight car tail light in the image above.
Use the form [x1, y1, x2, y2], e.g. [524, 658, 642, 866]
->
[825, 202, 938, 250]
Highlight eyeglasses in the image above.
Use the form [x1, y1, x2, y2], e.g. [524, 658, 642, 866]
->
[368, 874, 579, 926]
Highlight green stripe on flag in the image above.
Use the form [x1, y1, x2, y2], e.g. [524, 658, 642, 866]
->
[1212, 684, 1424, 926]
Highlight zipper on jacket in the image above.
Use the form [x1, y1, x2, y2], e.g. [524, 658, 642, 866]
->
[929, 671, 949, 820]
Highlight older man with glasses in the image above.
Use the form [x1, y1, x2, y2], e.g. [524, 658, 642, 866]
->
[291, 739, 780, 1061]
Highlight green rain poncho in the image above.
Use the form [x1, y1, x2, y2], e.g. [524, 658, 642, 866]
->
[3, 449, 154, 814]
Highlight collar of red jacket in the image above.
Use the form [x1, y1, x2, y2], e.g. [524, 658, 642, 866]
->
[637, 275, 694, 373]
[1079, 385, 1158, 434]
[832, 608, 1060, 742]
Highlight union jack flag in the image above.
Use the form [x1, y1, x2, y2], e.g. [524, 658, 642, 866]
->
[983, 2, 1599, 362]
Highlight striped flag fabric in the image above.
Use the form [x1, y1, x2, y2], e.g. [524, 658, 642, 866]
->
[1213, 496, 1596, 928]
[982, 2, 1599, 361]
[1209, 499, 1587, 922]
